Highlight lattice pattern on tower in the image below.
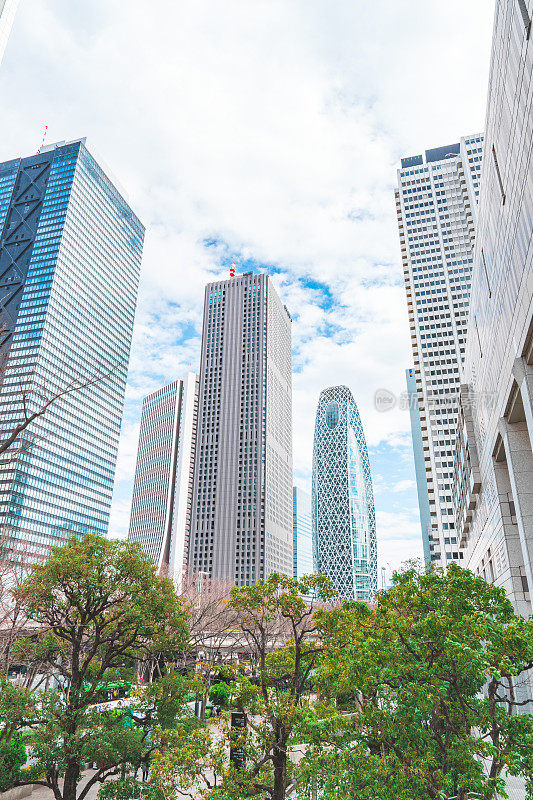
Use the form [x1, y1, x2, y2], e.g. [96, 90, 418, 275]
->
[312, 385, 377, 601]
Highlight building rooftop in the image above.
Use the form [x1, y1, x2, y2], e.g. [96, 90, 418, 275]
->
[400, 142, 460, 169]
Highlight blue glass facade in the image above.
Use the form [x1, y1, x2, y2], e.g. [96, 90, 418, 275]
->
[293, 486, 313, 580]
[0, 0, 19, 65]
[312, 386, 377, 601]
[0, 139, 144, 559]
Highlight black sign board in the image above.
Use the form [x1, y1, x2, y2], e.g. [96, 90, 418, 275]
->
[230, 710, 247, 769]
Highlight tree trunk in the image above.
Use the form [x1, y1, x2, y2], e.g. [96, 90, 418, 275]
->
[272, 748, 287, 800]
[62, 761, 80, 800]
[200, 686, 208, 720]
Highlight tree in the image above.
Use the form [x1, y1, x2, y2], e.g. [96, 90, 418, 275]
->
[210, 573, 334, 800]
[0, 533, 189, 800]
[299, 564, 533, 800]
[0, 732, 26, 792]
[0, 357, 115, 457]
[0, 533, 34, 673]
[179, 571, 242, 719]
[0, 357, 116, 563]
[145, 721, 227, 800]
[209, 682, 230, 708]
[145, 573, 334, 800]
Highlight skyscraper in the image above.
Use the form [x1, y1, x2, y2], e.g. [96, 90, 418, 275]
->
[128, 373, 198, 585]
[312, 385, 377, 602]
[0, 139, 144, 559]
[189, 272, 293, 586]
[454, 0, 533, 616]
[292, 486, 313, 580]
[0, 0, 19, 65]
[395, 136, 483, 567]
[406, 367, 431, 565]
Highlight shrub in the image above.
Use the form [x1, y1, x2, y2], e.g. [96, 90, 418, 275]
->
[209, 682, 230, 707]
[0, 733, 27, 792]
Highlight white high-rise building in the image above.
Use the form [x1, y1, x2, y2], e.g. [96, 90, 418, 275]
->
[128, 373, 198, 586]
[189, 272, 293, 586]
[395, 137, 483, 567]
[0, 0, 19, 64]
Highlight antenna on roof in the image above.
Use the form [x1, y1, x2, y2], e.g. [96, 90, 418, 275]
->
[39, 125, 48, 152]
[230, 262, 236, 278]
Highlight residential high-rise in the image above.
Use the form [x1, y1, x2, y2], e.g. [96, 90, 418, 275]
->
[395, 136, 483, 567]
[292, 486, 313, 580]
[454, 0, 533, 617]
[0, 0, 19, 65]
[312, 386, 377, 602]
[406, 367, 431, 565]
[189, 272, 293, 586]
[128, 373, 198, 585]
[0, 139, 144, 559]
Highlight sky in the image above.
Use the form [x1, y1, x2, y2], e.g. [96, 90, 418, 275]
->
[0, 0, 495, 581]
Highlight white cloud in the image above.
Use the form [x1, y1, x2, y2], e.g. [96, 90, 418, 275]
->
[0, 0, 495, 559]
[392, 479, 417, 494]
[113, 418, 141, 484]
[376, 508, 424, 583]
[108, 497, 132, 542]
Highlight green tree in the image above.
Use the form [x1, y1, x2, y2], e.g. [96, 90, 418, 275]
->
[299, 564, 533, 800]
[0, 732, 27, 792]
[0, 673, 36, 754]
[1, 534, 188, 800]
[145, 721, 227, 799]
[146, 573, 334, 800]
[209, 682, 230, 708]
[216, 573, 333, 800]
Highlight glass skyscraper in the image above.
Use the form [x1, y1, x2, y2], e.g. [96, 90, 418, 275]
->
[0, 0, 19, 65]
[128, 373, 198, 587]
[312, 386, 377, 601]
[293, 486, 313, 580]
[406, 367, 431, 565]
[0, 139, 144, 559]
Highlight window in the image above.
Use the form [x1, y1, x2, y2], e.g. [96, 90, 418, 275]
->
[325, 401, 340, 430]
[492, 145, 506, 205]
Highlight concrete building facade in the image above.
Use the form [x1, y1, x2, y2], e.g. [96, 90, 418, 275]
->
[189, 272, 293, 586]
[454, 0, 533, 617]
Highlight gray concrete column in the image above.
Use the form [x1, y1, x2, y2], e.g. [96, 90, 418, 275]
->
[492, 459, 531, 613]
[513, 357, 533, 450]
[498, 416, 533, 595]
